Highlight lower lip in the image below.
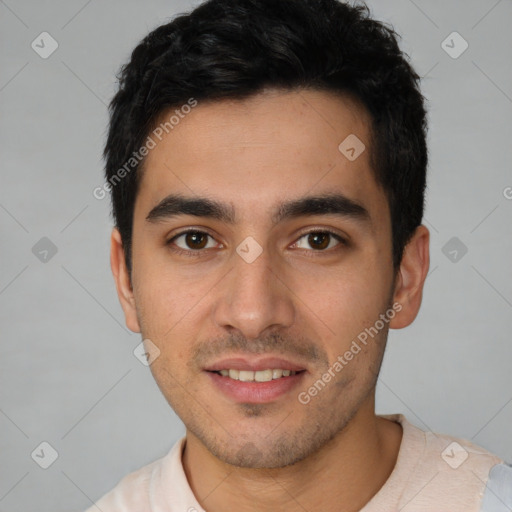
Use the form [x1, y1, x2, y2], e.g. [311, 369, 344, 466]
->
[206, 371, 306, 403]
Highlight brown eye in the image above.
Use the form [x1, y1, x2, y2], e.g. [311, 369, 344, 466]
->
[294, 231, 345, 251]
[184, 232, 208, 249]
[169, 230, 217, 252]
[307, 232, 330, 250]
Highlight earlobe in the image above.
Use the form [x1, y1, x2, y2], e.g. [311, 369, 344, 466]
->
[110, 228, 141, 333]
[389, 225, 430, 329]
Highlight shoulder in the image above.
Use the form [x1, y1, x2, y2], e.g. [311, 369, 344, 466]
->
[383, 414, 507, 510]
[83, 457, 162, 512]
[389, 413, 504, 474]
[84, 439, 184, 512]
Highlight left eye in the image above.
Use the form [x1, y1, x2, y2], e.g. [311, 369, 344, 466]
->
[293, 231, 344, 251]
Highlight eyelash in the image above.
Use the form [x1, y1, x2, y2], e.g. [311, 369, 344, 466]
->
[165, 229, 348, 258]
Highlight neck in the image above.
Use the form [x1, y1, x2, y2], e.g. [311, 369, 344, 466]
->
[182, 395, 403, 512]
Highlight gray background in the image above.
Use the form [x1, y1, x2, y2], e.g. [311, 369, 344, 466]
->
[1, 0, 511, 510]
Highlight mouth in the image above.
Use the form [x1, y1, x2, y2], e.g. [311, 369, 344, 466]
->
[204, 356, 308, 403]
[210, 368, 304, 382]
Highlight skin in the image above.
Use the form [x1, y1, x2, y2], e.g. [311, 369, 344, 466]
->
[110, 88, 430, 512]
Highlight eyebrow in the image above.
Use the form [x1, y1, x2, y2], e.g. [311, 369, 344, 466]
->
[145, 193, 371, 227]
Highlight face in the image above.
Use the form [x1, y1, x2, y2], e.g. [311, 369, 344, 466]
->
[112, 88, 425, 469]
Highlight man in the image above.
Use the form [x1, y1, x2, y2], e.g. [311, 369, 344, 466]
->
[87, 0, 512, 510]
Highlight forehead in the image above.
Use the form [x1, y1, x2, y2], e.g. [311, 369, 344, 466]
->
[135, 88, 386, 224]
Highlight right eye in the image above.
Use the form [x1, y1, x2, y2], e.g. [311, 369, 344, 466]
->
[166, 230, 222, 256]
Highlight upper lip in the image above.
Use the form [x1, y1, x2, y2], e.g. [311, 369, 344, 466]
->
[204, 356, 307, 372]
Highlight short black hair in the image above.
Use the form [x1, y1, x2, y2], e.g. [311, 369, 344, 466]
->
[104, 0, 428, 273]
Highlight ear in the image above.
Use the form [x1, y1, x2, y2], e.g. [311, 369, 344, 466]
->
[389, 225, 430, 329]
[110, 228, 141, 333]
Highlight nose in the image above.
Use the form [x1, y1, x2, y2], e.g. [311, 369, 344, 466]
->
[213, 242, 295, 340]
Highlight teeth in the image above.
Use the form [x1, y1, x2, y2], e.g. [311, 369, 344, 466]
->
[217, 369, 298, 381]
[272, 369, 283, 379]
[239, 370, 254, 382]
[255, 369, 273, 382]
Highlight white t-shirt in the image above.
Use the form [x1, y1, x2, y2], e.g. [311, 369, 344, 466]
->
[85, 414, 505, 511]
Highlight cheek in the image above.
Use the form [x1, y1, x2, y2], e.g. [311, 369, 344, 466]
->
[132, 260, 211, 367]
[306, 265, 388, 320]
[132, 265, 186, 348]
[133, 241, 188, 312]
[301, 266, 391, 360]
